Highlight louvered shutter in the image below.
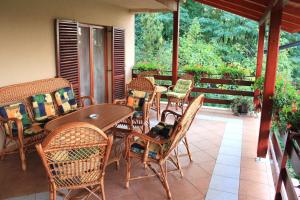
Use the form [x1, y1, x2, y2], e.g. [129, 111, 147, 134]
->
[56, 19, 80, 98]
[112, 28, 125, 100]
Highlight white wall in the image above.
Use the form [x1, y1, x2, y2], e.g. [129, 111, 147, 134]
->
[0, 0, 135, 86]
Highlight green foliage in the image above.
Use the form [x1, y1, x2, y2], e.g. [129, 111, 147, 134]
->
[179, 18, 224, 67]
[133, 62, 167, 71]
[183, 65, 216, 76]
[253, 76, 264, 91]
[218, 64, 250, 79]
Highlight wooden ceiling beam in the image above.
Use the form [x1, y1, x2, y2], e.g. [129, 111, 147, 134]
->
[259, 0, 289, 25]
[196, 0, 260, 21]
[211, 0, 265, 16]
[155, 0, 178, 11]
[243, 0, 269, 7]
[220, 0, 266, 13]
[129, 8, 170, 13]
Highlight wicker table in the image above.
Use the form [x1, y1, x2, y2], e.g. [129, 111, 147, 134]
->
[154, 85, 168, 120]
[45, 104, 134, 132]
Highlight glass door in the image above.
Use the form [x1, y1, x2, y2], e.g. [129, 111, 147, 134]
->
[78, 25, 107, 104]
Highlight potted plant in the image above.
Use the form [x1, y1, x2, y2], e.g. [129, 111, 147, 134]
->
[183, 65, 216, 78]
[231, 96, 254, 115]
[218, 64, 250, 80]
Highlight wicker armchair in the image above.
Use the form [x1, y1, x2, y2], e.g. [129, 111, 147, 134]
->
[125, 95, 204, 199]
[137, 69, 160, 84]
[114, 77, 156, 133]
[36, 122, 113, 200]
[166, 74, 194, 114]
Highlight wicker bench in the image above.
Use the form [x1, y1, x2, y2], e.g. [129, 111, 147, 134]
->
[0, 78, 94, 171]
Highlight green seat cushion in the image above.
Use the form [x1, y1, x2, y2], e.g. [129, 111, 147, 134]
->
[127, 90, 149, 112]
[0, 103, 32, 136]
[32, 93, 56, 122]
[145, 76, 155, 85]
[55, 87, 77, 114]
[165, 91, 186, 99]
[173, 79, 192, 94]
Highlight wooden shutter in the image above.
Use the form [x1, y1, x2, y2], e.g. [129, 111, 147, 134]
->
[112, 28, 125, 100]
[56, 19, 80, 98]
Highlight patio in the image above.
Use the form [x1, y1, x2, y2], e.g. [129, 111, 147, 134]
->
[0, 106, 275, 200]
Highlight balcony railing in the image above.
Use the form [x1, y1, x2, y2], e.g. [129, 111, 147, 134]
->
[132, 69, 255, 106]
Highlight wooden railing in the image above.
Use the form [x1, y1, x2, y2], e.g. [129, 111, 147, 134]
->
[132, 69, 255, 105]
[269, 131, 300, 199]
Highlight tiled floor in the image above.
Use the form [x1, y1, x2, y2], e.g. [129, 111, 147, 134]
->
[0, 106, 275, 200]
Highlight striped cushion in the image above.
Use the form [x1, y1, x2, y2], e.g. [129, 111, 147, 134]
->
[55, 87, 77, 114]
[32, 93, 56, 122]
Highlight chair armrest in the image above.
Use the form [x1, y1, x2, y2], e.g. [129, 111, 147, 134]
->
[127, 130, 166, 145]
[113, 99, 127, 105]
[161, 110, 182, 122]
[167, 85, 175, 91]
[2, 117, 24, 140]
[78, 96, 95, 107]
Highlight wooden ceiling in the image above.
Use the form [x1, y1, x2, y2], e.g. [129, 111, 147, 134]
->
[194, 0, 300, 33]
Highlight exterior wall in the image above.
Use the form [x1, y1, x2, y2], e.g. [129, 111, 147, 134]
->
[0, 0, 135, 87]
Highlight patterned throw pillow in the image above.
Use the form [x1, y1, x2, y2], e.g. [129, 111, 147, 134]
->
[32, 93, 56, 122]
[54, 87, 77, 114]
[126, 90, 149, 112]
[149, 122, 175, 139]
[0, 103, 32, 136]
[173, 79, 192, 94]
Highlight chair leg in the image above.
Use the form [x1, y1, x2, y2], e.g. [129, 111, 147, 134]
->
[126, 156, 131, 188]
[166, 100, 171, 110]
[49, 184, 56, 200]
[183, 136, 192, 162]
[174, 148, 184, 177]
[17, 139, 26, 171]
[100, 178, 106, 200]
[159, 162, 172, 199]
[1, 136, 7, 160]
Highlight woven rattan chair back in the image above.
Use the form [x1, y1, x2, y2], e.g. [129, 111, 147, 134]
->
[178, 73, 194, 88]
[36, 122, 113, 191]
[137, 69, 160, 78]
[163, 94, 204, 158]
[127, 77, 155, 94]
[0, 78, 71, 105]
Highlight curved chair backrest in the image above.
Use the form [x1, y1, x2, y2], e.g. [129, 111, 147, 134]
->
[36, 122, 113, 189]
[163, 94, 204, 158]
[178, 73, 195, 87]
[127, 77, 155, 93]
[137, 70, 160, 78]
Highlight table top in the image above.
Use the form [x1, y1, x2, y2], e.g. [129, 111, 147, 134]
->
[45, 104, 134, 132]
[156, 85, 168, 93]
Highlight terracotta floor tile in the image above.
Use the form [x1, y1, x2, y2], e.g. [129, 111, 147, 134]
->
[240, 167, 269, 184]
[0, 109, 276, 200]
[239, 180, 274, 199]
